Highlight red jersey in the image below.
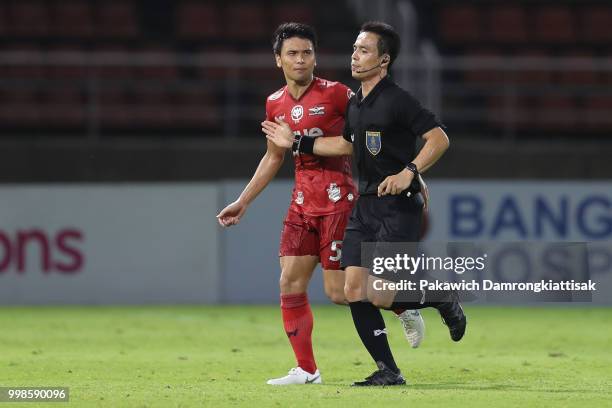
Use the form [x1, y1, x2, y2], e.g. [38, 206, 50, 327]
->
[266, 77, 357, 216]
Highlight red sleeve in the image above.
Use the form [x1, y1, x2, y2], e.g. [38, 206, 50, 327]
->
[265, 99, 272, 121]
[333, 82, 354, 116]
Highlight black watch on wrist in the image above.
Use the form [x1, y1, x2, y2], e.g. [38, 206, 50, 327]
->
[405, 162, 419, 176]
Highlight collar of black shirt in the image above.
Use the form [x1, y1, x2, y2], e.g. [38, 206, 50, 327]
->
[356, 75, 394, 106]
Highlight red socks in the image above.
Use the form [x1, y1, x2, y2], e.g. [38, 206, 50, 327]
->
[280, 293, 317, 374]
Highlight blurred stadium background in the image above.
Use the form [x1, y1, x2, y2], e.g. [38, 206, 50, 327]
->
[1, 0, 611, 304]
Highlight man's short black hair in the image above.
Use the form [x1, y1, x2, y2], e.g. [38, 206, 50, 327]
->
[360, 21, 400, 67]
[272, 22, 318, 55]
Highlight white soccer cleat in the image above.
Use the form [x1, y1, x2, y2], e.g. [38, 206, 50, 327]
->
[266, 367, 322, 385]
[397, 309, 425, 348]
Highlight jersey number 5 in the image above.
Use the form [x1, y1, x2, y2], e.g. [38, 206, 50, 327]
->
[329, 240, 342, 262]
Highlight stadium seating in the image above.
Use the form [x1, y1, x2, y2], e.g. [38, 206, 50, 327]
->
[427, 0, 612, 136]
[488, 5, 528, 44]
[581, 6, 612, 43]
[1, 0, 610, 137]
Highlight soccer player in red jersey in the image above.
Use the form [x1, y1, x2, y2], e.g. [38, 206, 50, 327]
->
[217, 23, 424, 385]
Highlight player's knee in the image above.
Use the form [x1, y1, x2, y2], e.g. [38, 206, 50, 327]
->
[279, 273, 307, 294]
[325, 288, 346, 305]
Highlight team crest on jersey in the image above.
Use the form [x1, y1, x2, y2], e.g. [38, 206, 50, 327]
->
[366, 131, 382, 156]
[291, 105, 304, 122]
[308, 106, 325, 116]
[327, 183, 341, 203]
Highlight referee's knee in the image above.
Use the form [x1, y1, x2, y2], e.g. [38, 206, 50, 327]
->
[344, 282, 364, 303]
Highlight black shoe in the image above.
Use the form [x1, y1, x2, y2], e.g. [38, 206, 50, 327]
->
[437, 291, 467, 342]
[351, 361, 406, 387]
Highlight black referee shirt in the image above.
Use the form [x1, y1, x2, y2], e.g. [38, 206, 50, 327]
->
[342, 76, 442, 195]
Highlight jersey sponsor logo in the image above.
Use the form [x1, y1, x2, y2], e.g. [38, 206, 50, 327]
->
[268, 89, 285, 101]
[327, 183, 341, 203]
[308, 106, 325, 116]
[366, 130, 382, 156]
[291, 105, 304, 122]
[295, 191, 304, 205]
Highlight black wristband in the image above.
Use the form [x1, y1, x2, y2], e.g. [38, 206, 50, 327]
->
[405, 162, 419, 176]
[299, 136, 315, 155]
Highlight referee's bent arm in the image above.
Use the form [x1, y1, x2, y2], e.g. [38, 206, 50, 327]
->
[412, 127, 450, 174]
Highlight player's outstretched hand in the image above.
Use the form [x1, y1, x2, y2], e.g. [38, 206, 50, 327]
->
[262, 118, 294, 149]
[377, 168, 414, 196]
[216, 200, 247, 227]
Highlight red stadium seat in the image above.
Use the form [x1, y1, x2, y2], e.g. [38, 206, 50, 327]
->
[272, 5, 314, 26]
[533, 95, 578, 130]
[580, 6, 612, 43]
[96, 2, 138, 38]
[50, 1, 94, 38]
[463, 48, 506, 85]
[584, 95, 612, 130]
[0, 3, 7, 36]
[487, 95, 534, 130]
[96, 87, 132, 127]
[195, 46, 239, 80]
[488, 5, 528, 44]
[46, 45, 90, 80]
[533, 6, 576, 44]
[170, 89, 220, 127]
[129, 88, 174, 127]
[558, 51, 599, 86]
[177, 2, 220, 39]
[226, 4, 267, 41]
[39, 87, 86, 127]
[511, 50, 553, 85]
[0, 88, 40, 125]
[134, 46, 179, 80]
[0, 44, 46, 79]
[90, 45, 135, 80]
[9, 0, 49, 36]
[438, 5, 481, 44]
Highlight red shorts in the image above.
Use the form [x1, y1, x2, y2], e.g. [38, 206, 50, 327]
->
[279, 209, 351, 270]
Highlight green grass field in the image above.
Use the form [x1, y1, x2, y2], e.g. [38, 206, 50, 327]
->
[0, 305, 611, 407]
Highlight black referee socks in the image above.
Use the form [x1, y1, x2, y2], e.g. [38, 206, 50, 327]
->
[349, 301, 400, 374]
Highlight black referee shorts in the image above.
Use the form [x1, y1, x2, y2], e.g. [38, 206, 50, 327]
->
[340, 193, 424, 271]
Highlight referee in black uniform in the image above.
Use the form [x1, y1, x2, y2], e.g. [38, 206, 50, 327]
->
[263, 21, 466, 386]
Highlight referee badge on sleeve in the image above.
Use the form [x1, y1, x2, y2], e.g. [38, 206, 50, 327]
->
[365, 131, 381, 156]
